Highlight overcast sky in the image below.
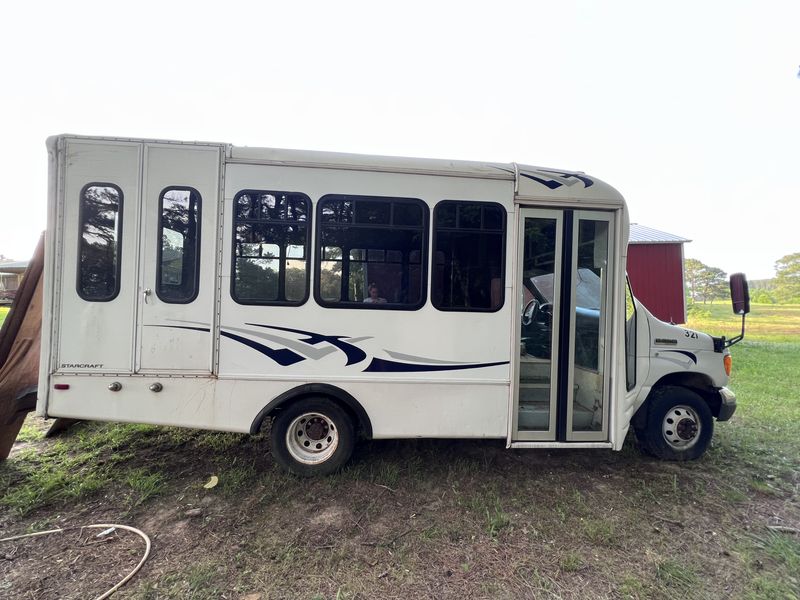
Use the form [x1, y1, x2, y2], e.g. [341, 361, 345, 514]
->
[1, 0, 797, 279]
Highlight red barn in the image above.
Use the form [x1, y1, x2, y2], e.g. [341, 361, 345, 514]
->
[627, 224, 690, 324]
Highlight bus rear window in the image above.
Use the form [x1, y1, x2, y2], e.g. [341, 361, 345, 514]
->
[157, 187, 201, 303]
[77, 183, 123, 301]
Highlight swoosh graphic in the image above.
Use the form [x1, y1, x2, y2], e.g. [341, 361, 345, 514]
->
[661, 350, 697, 364]
[246, 323, 367, 366]
[363, 358, 508, 373]
[220, 330, 305, 366]
[226, 326, 337, 360]
[149, 325, 210, 332]
[384, 350, 469, 365]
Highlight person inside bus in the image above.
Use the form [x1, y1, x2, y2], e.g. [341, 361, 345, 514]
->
[363, 282, 387, 304]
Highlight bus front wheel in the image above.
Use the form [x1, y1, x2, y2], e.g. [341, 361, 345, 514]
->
[270, 397, 355, 476]
[636, 386, 714, 461]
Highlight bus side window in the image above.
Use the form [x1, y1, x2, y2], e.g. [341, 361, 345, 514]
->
[316, 195, 428, 309]
[232, 191, 311, 305]
[432, 201, 506, 312]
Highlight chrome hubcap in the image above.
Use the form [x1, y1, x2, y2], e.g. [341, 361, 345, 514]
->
[662, 405, 701, 450]
[286, 412, 339, 465]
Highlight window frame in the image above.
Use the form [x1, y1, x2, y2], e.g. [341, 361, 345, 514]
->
[625, 275, 637, 391]
[76, 182, 124, 302]
[314, 194, 429, 311]
[156, 185, 202, 304]
[431, 200, 507, 313]
[230, 189, 312, 307]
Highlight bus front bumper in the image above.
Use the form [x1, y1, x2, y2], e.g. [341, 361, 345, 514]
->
[717, 387, 737, 421]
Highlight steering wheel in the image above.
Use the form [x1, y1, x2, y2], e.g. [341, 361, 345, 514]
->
[522, 298, 540, 326]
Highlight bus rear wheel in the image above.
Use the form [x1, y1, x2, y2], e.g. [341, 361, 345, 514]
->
[637, 386, 714, 461]
[270, 397, 355, 476]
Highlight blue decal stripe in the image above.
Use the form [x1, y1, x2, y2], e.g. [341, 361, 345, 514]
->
[363, 358, 509, 373]
[538, 169, 594, 188]
[245, 323, 367, 366]
[519, 172, 563, 189]
[152, 325, 210, 332]
[491, 166, 594, 189]
[662, 350, 698, 364]
[220, 330, 306, 366]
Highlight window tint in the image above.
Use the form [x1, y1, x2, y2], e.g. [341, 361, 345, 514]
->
[157, 187, 201, 303]
[232, 191, 310, 305]
[432, 201, 506, 311]
[317, 195, 427, 309]
[77, 183, 123, 301]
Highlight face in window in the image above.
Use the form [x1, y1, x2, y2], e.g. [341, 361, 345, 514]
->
[364, 283, 387, 304]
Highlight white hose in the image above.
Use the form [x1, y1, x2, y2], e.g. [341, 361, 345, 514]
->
[0, 523, 152, 599]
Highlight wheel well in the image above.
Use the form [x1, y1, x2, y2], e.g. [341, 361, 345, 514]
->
[632, 373, 722, 428]
[250, 383, 372, 439]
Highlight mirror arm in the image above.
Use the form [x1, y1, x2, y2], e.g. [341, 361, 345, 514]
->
[724, 313, 747, 348]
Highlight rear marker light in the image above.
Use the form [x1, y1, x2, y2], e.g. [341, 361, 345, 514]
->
[54, 384, 70, 390]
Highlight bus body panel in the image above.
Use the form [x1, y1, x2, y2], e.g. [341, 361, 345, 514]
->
[43, 133, 720, 455]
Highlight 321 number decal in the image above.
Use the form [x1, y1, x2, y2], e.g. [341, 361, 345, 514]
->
[684, 330, 698, 339]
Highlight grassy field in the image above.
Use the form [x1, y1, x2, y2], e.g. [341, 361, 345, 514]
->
[686, 301, 800, 343]
[0, 303, 797, 598]
[0, 306, 8, 329]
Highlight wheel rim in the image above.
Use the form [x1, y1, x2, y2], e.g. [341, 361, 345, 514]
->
[285, 412, 339, 465]
[662, 405, 702, 450]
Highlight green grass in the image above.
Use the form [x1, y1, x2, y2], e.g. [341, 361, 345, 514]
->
[654, 559, 698, 592]
[0, 302, 797, 598]
[0, 422, 258, 515]
[686, 300, 800, 342]
[125, 468, 167, 507]
[686, 303, 800, 598]
[559, 550, 584, 572]
[687, 301, 800, 476]
[582, 518, 617, 546]
[0, 306, 8, 328]
[696, 337, 800, 484]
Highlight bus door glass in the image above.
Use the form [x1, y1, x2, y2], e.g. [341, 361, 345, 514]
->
[513, 208, 614, 442]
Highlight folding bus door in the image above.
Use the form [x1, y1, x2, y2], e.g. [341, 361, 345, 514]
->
[513, 208, 615, 442]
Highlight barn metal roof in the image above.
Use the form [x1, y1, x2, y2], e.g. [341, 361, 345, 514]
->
[628, 224, 690, 245]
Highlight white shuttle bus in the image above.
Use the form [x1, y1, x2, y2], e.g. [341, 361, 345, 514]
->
[37, 134, 748, 475]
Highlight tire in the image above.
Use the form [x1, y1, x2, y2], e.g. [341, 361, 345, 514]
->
[633, 425, 654, 456]
[640, 386, 714, 461]
[270, 397, 355, 477]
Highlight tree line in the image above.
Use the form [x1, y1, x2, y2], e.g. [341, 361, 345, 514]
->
[685, 253, 800, 305]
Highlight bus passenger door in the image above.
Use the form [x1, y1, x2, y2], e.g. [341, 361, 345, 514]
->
[136, 144, 221, 374]
[513, 208, 614, 442]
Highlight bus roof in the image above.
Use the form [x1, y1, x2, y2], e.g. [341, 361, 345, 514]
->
[229, 145, 626, 205]
[52, 134, 626, 206]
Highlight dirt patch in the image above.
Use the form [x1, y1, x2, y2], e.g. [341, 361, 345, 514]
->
[1, 527, 146, 599]
[1, 421, 798, 599]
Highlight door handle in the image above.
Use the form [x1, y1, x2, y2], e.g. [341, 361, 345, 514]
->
[143, 288, 152, 304]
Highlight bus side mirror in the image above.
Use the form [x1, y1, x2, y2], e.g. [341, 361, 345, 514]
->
[730, 273, 750, 315]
